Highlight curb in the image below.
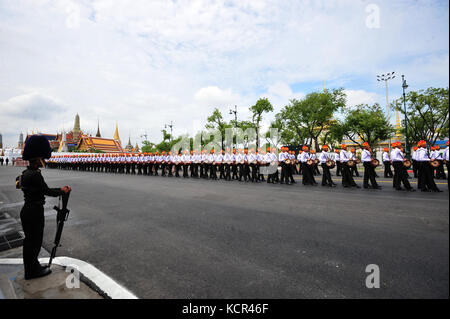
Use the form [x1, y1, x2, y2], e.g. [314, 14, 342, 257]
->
[0, 257, 138, 299]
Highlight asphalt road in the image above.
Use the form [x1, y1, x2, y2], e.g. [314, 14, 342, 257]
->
[0, 165, 448, 298]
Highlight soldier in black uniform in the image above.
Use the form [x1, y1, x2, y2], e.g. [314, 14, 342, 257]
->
[18, 135, 71, 280]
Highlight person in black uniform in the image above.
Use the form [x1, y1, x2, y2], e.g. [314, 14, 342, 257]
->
[19, 135, 71, 280]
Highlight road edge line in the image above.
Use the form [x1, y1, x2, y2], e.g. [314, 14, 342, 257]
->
[0, 257, 138, 299]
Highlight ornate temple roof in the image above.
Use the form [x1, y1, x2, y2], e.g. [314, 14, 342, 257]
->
[77, 136, 123, 153]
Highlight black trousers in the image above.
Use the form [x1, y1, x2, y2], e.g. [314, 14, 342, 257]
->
[412, 160, 418, 178]
[302, 163, 316, 185]
[321, 163, 333, 186]
[342, 163, 357, 187]
[242, 164, 251, 181]
[20, 203, 45, 276]
[280, 163, 290, 184]
[384, 161, 393, 178]
[418, 162, 439, 191]
[436, 161, 446, 179]
[183, 164, 189, 177]
[393, 161, 412, 190]
[237, 164, 244, 180]
[250, 164, 258, 182]
[363, 162, 379, 188]
[336, 161, 342, 176]
[219, 164, 225, 179]
[351, 164, 360, 177]
[225, 164, 231, 180]
[231, 164, 238, 179]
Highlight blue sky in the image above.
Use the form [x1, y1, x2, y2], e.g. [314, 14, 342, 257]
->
[0, 0, 448, 148]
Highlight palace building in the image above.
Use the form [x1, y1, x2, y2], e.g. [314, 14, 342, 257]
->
[23, 114, 124, 153]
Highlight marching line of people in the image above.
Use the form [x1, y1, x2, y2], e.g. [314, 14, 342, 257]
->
[45, 140, 449, 192]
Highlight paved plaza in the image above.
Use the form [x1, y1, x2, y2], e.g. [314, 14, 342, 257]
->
[0, 166, 448, 298]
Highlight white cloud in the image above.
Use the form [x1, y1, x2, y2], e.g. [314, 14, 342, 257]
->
[0, 0, 448, 147]
[194, 86, 241, 108]
[344, 90, 380, 108]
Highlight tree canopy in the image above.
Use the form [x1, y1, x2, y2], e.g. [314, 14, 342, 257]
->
[393, 87, 449, 145]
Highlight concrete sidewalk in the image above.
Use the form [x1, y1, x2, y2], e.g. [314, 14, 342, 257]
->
[0, 247, 103, 299]
[0, 211, 138, 299]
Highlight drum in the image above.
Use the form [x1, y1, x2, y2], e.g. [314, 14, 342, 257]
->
[403, 159, 412, 168]
[347, 160, 355, 167]
[371, 159, 380, 167]
[355, 158, 361, 164]
[306, 159, 313, 166]
[285, 160, 291, 164]
[326, 160, 336, 169]
[314, 159, 319, 165]
[430, 160, 440, 168]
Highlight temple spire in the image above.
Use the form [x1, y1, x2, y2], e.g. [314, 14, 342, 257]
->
[395, 109, 402, 138]
[96, 119, 101, 137]
[113, 121, 121, 146]
[73, 113, 81, 140]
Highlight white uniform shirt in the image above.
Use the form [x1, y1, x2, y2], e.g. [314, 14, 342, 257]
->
[334, 153, 340, 161]
[278, 152, 288, 161]
[391, 148, 404, 162]
[319, 151, 329, 163]
[340, 150, 349, 162]
[444, 147, 449, 161]
[361, 149, 372, 162]
[434, 150, 443, 160]
[224, 153, 232, 163]
[416, 147, 430, 162]
[215, 154, 224, 163]
[300, 152, 310, 163]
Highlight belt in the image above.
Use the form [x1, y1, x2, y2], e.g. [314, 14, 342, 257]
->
[24, 200, 45, 206]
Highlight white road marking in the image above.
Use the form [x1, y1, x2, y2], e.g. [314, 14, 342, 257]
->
[0, 257, 138, 299]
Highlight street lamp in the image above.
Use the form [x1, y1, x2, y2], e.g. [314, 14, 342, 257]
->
[229, 105, 238, 126]
[377, 71, 396, 149]
[164, 121, 173, 142]
[229, 105, 238, 149]
[402, 75, 410, 159]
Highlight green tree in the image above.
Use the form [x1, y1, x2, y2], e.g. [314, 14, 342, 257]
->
[234, 120, 256, 148]
[141, 140, 156, 153]
[265, 117, 296, 147]
[339, 103, 394, 148]
[205, 108, 232, 150]
[277, 89, 346, 151]
[250, 98, 274, 148]
[393, 87, 449, 145]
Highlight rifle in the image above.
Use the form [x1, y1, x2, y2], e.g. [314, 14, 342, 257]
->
[48, 191, 71, 267]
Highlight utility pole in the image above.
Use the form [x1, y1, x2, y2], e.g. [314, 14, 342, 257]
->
[165, 121, 174, 142]
[377, 72, 396, 150]
[229, 105, 238, 124]
[229, 105, 238, 149]
[402, 75, 410, 159]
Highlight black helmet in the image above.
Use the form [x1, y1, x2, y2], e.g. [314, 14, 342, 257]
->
[22, 135, 52, 160]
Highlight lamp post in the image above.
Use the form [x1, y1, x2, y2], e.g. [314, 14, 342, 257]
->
[402, 75, 410, 159]
[165, 121, 173, 142]
[377, 72, 396, 149]
[229, 105, 238, 126]
[229, 105, 238, 149]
